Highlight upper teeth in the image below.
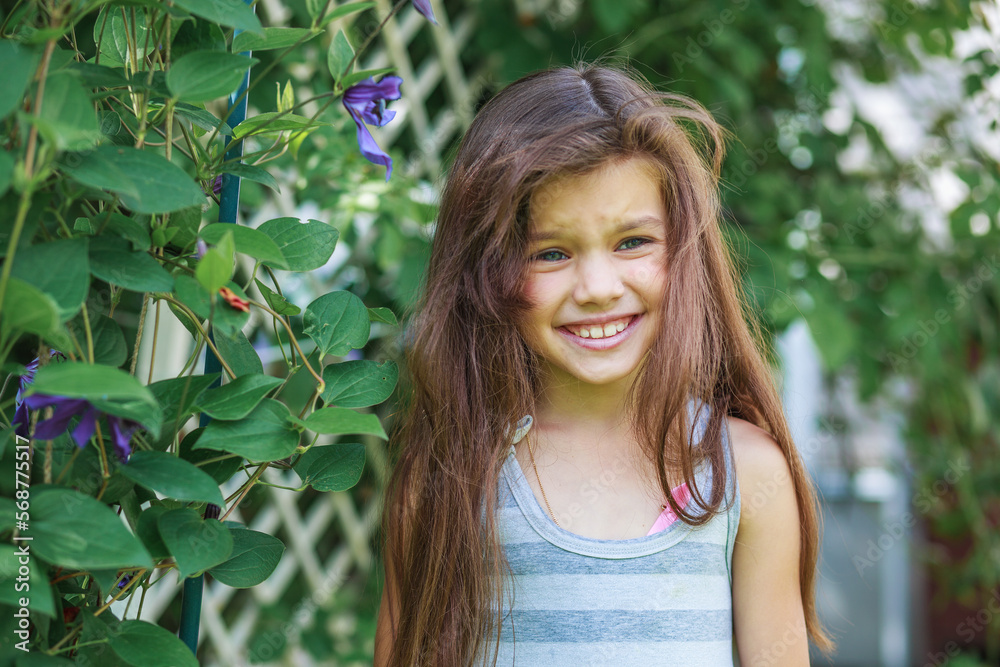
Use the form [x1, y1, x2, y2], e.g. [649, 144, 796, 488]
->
[570, 318, 629, 339]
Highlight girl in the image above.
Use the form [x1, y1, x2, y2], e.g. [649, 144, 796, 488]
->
[375, 63, 834, 666]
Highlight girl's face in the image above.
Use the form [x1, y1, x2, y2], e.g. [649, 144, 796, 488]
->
[521, 157, 669, 388]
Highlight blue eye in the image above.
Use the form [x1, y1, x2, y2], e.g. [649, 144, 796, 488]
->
[618, 237, 650, 250]
[536, 250, 567, 262]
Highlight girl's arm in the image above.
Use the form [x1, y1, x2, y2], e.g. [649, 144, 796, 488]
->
[728, 417, 811, 666]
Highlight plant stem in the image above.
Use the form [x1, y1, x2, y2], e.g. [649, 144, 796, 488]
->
[94, 568, 144, 616]
[50, 639, 109, 655]
[298, 386, 321, 420]
[256, 480, 305, 492]
[248, 297, 324, 392]
[343, 0, 408, 80]
[23, 37, 56, 182]
[80, 303, 95, 363]
[221, 462, 271, 521]
[0, 190, 34, 318]
[93, 422, 110, 500]
[194, 453, 239, 466]
[160, 296, 238, 380]
[129, 295, 150, 376]
[147, 298, 161, 383]
[205, 27, 325, 150]
[53, 446, 81, 484]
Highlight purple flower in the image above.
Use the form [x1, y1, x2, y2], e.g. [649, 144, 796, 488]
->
[211, 175, 223, 195]
[23, 393, 141, 461]
[12, 351, 63, 438]
[413, 0, 438, 24]
[343, 75, 403, 181]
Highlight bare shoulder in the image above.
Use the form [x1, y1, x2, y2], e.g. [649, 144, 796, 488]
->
[725, 420, 809, 664]
[724, 416, 795, 529]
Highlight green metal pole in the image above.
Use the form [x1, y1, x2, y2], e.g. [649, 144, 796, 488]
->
[178, 1, 254, 653]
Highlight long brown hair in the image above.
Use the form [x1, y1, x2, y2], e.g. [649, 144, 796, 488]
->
[380, 63, 834, 665]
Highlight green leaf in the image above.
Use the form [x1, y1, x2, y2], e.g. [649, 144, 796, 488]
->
[208, 526, 284, 588]
[158, 509, 233, 578]
[9, 237, 89, 321]
[231, 112, 327, 139]
[367, 306, 398, 325]
[257, 217, 338, 271]
[30, 486, 153, 569]
[166, 205, 201, 251]
[0, 545, 55, 618]
[67, 313, 127, 367]
[0, 277, 59, 337]
[195, 373, 283, 420]
[169, 0, 264, 34]
[293, 443, 365, 491]
[0, 40, 39, 120]
[0, 149, 14, 198]
[321, 360, 397, 407]
[149, 373, 219, 431]
[61, 145, 206, 214]
[87, 568, 122, 597]
[118, 451, 225, 505]
[306, 0, 327, 20]
[318, 1, 377, 28]
[67, 61, 129, 88]
[200, 222, 287, 266]
[109, 620, 200, 667]
[214, 329, 263, 376]
[31, 71, 101, 151]
[89, 236, 174, 293]
[135, 504, 171, 559]
[173, 102, 232, 134]
[13, 652, 74, 666]
[30, 362, 161, 433]
[327, 29, 355, 83]
[254, 278, 300, 316]
[195, 398, 299, 461]
[102, 213, 152, 250]
[340, 66, 396, 89]
[302, 406, 387, 439]
[179, 427, 243, 485]
[167, 51, 257, 103]
[218, 161, 281, 193]
[232, 27, 317, 53]
[93, 5, 153, 66]
[196, 247, 233, 293]
[302, 291, 370, 356]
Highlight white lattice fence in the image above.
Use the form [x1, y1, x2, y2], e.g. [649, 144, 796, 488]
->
[121, 0, 487, 663]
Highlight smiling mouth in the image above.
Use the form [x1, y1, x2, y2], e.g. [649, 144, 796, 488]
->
[560, 315, 637, 340]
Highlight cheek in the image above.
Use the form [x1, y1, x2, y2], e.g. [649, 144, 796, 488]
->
[628, 261, 668, 298]
[521, 273, 559, 312]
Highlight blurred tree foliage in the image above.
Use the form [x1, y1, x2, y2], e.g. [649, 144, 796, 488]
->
[464, 0, 999, 658]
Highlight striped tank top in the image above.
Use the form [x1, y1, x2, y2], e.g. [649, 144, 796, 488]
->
[478, 400, 740, 665]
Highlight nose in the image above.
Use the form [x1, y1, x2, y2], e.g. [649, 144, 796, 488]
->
[573, 252, 625, 306]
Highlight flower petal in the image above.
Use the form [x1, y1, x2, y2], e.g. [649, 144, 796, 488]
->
[345, 107, 393, 181]
[31, 397, 90, 440]
[70, 406, 99, 448]
[342, 76, 403, 107]
[108, 416, 140, 462]
[219, 286, 250, 313]
[412, 0, 438, 24]
[12, 401, 31, 438]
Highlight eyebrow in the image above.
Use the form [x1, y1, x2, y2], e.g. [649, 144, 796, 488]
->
[528, 216, 665, 243]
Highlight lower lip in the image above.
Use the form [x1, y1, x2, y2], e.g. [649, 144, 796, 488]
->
[557, 315, 641, 350]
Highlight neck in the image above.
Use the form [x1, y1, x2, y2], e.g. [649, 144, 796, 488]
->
[531, 365, 642, 460]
